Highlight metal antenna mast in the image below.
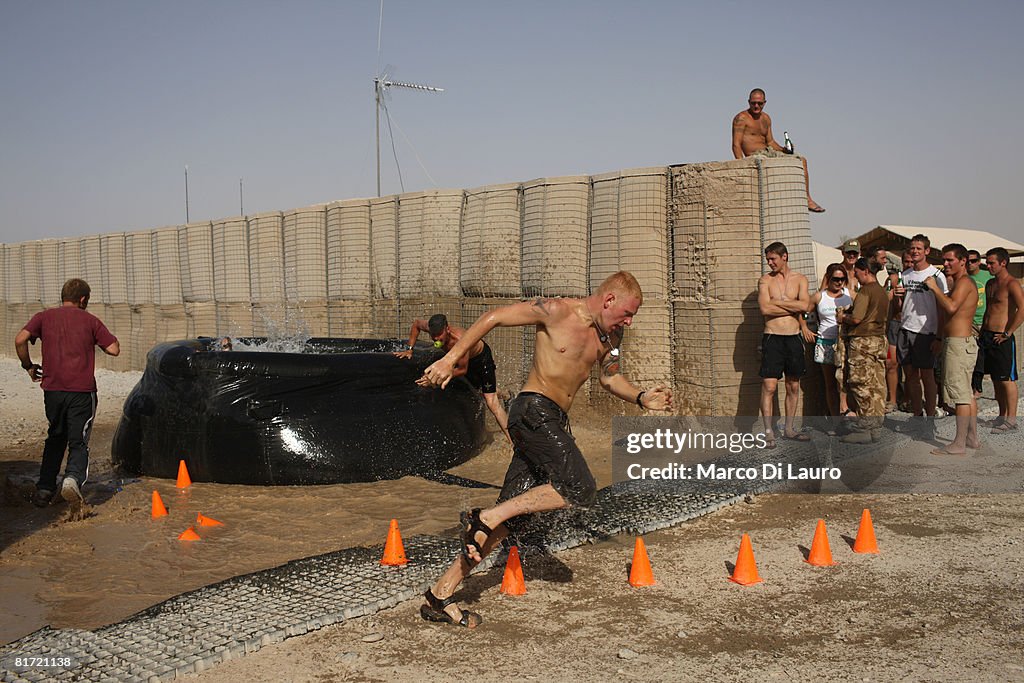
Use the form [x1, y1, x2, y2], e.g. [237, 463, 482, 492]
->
[374, 1, 443, 197]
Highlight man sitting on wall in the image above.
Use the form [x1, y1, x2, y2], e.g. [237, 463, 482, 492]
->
[732, 87, 825, 213]
[395, 313, 511, 444]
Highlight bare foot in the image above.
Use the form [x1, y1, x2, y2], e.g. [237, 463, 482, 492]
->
[967, 438, 982, 449]
[931, 446, 967, 456]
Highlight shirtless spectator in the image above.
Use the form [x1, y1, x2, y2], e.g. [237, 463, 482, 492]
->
[757, 241, 811, 447]
[981, 247, 1023, 432]
[732, 88, 825, 213]
[924, 244, 980, 454]
[894, 234, 948, 438]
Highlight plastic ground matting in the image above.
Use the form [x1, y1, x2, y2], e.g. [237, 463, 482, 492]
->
[0, 428, 906, 682]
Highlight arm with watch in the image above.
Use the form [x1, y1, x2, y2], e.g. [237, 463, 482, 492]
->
[13, 328, 42, 382]
[596, 336, 674, 412]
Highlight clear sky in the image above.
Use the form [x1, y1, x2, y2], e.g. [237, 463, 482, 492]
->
[1, 0, 1021, 247]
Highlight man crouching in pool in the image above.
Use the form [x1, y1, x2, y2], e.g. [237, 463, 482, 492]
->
[416, 271, 674, 627]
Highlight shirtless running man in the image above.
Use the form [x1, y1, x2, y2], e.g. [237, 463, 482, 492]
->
[924, 244, 980, 454]
[981, 247, 1023, 432]
[732, 88, 825, 213]
[395, 313, 511, 443]
[415, 272, 674, 628]
[757, 241, 811, 447]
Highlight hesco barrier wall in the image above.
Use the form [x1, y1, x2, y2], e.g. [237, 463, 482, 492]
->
[0, 157, 819, 415]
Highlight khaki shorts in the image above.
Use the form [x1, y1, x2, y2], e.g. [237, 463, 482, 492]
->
[942, 337, 978, 406]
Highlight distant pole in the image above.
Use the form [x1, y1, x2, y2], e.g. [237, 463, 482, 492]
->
[184, 165, 190, 223]
[375, 79, 381, 197]
[239, 177, 244, 216]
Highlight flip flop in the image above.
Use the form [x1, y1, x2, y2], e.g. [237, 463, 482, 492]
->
[420, 589, 482, 628]
[809, 204, 826, 213]
[930, 447, 966, 456]
[991, 422, 1019, 433]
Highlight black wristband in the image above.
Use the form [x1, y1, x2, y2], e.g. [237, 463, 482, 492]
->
[636, 391, 646, 407]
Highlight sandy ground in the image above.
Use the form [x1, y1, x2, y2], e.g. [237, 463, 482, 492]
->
[1, 358, 1023, 681]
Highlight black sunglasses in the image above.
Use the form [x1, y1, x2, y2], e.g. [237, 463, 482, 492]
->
[968, 258, 980, 263]
[830, 276, 847, 283]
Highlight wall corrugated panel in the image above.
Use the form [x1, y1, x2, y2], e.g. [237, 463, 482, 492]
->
[326, 199, 371, 301]
[212, 217, 250, 303]
[152, 228, 182, 306]
[131, 304, 157, 370]
[460, 183, 521, 297]
[590, 168, 669, 298]
[125, 232, 155, 305]
[99, 303, 133, 371]
[101, 233, 129, 304]
[327, 299, 374, 338]
[248, 211, 284, 304]
[670, 161, 761, 303]
[20, 242, 41, 304]
[215, 302, 254, 338]
[397, 190, 463, 298]
[185, 301, 218, 338]
[286, 299, 329, 337]
[37, 239, 61, 306]
[155, 304, 187, 343]
[522, 176, 589, 297]
[58, 239, 81, 293]
[370, 197, 398, 299]
[760, 157, 814, 280]
[179, 221, 215, 303]
[4, 245, 26, 304]
[79, 236, 104, 303]
[283, 205, 328, 302]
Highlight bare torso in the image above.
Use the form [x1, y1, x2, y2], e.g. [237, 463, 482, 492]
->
[521, 299, 609, 412]
[983, 273, 1021, 333]
[760, 270, 806, 335]
[444, 326, 484, 358]
[944, 275, 979, 338]
[734, 110, 773, 156]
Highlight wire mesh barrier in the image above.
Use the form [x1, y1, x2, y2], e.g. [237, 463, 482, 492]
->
[0, 157, 816, 413]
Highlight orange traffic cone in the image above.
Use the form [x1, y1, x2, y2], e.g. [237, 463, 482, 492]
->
[178, 526, 201, 541]
[628, 537, 656, 587]
[196, 513, 224, 527]
[729, 533, 763, 585]
[380, 519, 408, 566]
[176, 460, 192, 489]
[500, 546, 527, 595]
[852, 509, 879, 554]
[806, 519, 837, 566]
[151, 490, 168, 519]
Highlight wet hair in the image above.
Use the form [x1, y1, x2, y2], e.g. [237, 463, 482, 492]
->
[764, 241, 788, 257]
[61, 278, 90, 303]
[941, 243, 968, 261]
[597, 271, 643, 304]
[910, 234, 931, 250]
[749, 88, 766, 100]
[986, 247, 1009, 264]
[427, 314, 448, 337]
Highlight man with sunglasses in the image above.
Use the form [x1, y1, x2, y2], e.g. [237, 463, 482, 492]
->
[731, 88, 825, 213]
[966, 249, 992, 397]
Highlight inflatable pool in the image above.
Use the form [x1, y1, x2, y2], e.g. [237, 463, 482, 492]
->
[111, 338, 488, 485]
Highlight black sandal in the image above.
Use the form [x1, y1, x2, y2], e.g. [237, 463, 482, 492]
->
[460, 508, 493, 564]
[420, 589, 483, 628]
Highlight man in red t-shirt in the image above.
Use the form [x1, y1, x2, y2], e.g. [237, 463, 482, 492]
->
[14, 279, 120, 508]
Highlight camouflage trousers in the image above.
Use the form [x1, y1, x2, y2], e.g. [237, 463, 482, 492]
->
[846, 335, 887, 432]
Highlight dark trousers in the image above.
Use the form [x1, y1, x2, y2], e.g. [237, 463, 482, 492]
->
[38, 391, 97, 491]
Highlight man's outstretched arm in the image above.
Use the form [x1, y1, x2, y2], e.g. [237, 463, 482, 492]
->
[597, 343, 673, 411]
[394, 319, 430, 358]
[420, 298, 559, 389]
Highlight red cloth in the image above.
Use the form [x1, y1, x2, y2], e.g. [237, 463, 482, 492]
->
[23, 306, 118, 392]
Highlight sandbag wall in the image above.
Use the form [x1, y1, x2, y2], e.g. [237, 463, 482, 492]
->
[0, 156, 816, 415]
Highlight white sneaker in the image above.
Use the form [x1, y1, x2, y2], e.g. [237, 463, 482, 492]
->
[61, 476, 83, 507]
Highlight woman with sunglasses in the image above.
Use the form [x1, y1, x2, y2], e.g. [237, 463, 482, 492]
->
[810, 263, 855, 426]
